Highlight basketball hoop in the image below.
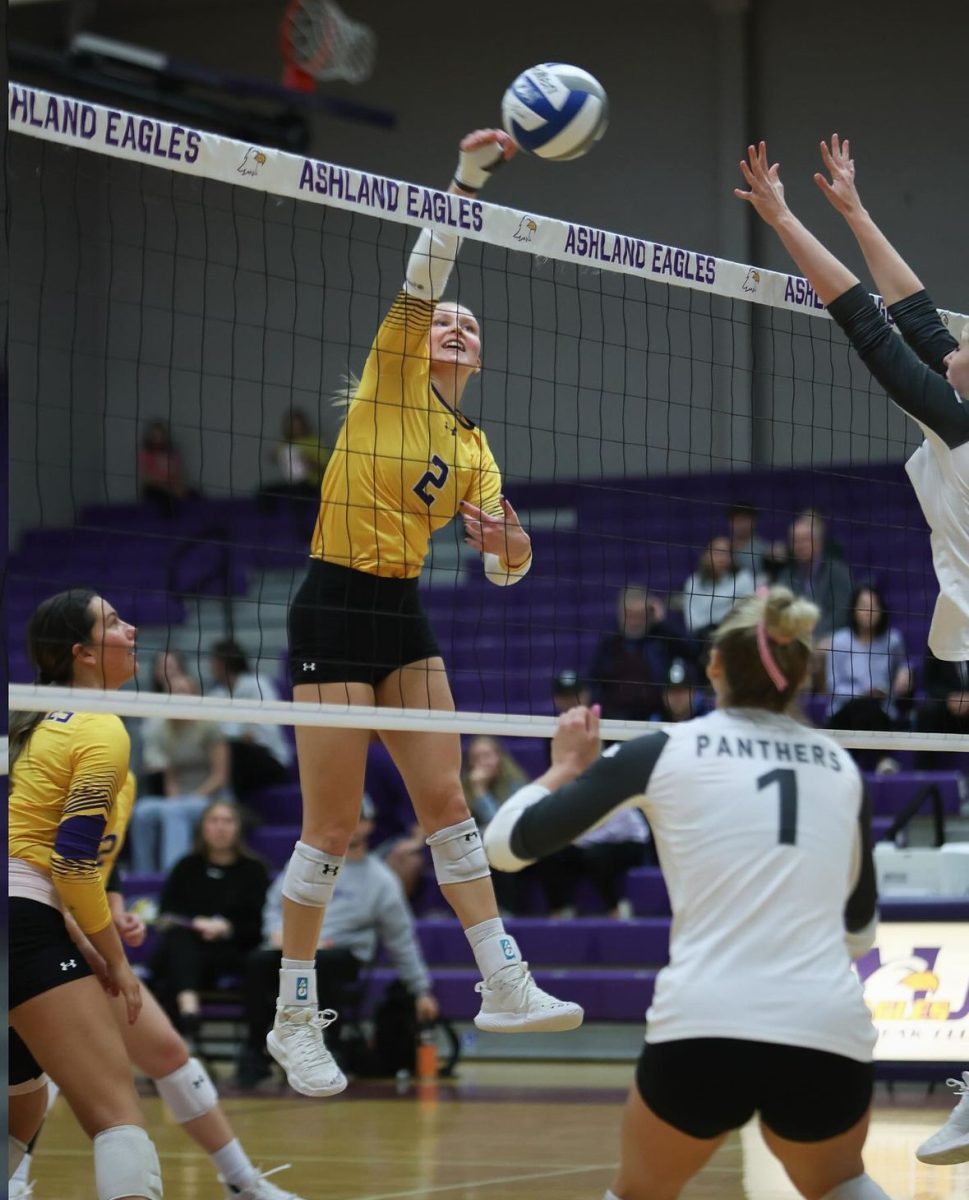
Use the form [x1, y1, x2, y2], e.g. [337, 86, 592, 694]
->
[280, 0, 377, 91]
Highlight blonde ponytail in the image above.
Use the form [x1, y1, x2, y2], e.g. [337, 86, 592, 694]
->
[713, 587, 819, 713]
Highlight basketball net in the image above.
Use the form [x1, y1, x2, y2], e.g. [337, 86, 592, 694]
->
[280, 0, 377, 90]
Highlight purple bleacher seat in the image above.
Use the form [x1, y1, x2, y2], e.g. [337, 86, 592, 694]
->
[249, 825, 299, 869]
[400, 917, 670, 968]
[623, 868, 670, 916]
[866, 772, 964, 817]
[243, 783, 302, 825]
[121, 871, 167, 898]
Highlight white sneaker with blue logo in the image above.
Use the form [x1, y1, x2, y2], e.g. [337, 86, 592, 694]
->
[473, 962, 584, 1033]
[915, 1071, 969, 1164]
[266, 1005, 347, 1098]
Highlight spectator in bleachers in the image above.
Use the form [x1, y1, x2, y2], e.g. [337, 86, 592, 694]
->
[235, 797, 439, 1087]
[138, 419, 195, 515]
[260, 408, 331, 509]
[151, 647, 190, 693]
[461, 736, 542, 917]
[208, 639, 293, 798]
[915, 651, 969, 769]
[561, 810, 652, 919]
[726, 502, 771, 588]
[140, 649, 192, 795]
[681, 537, 756, 639]
[150, 800, 268, 1044]
[587, 587, 689, 722]
[655, 657, 702, 724]
[774, 510, 852, 638]
[823, 585, 912, 731]
[129, 675, 231, 872]
[552, 669, 590, 715]
[461, 736, 530, 831]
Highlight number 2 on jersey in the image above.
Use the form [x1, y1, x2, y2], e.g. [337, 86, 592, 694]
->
[757, 767, 798, 845]
[413, 455, 449, 506]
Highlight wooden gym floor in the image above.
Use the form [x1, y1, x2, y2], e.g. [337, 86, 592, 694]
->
[28, 1062, 968, 1199]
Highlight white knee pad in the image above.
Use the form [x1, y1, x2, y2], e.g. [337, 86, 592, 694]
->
[8, 1136, 28, 1179]
[821, 1174, 892, 1200]
[282, 840, 344, 907]
[93, 1125, 162, 1200]
[427, 818, 491, 885]
[154, 1056, 218, 1124]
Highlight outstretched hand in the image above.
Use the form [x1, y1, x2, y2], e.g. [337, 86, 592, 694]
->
[453, 129, 516, 194]
[814, 134, 864, 219]
[734, 141, 791, 227]
[460, 497, 531, 567]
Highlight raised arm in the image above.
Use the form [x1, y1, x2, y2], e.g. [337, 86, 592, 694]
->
[736, 142, 969, 445]
[402, 130, 515, 302]
[734, 141, 858, 305]
[484, 707, 669, 872]
[814, 135, 958, 374]
[361, 130, 515, 388]
[813, 135, 922, 305]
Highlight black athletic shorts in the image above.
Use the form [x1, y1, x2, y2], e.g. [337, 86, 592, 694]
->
[636, 1038, 873, 1142]
[9, 897, 94, 1011]
[289, 558, 440, 686]
[9, 1027, 45, 1091]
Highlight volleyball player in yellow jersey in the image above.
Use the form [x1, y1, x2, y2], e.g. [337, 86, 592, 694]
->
[276, 127, 582, 1096]
[7, 589, 163, 1199]
[11, 782, 306, 1200]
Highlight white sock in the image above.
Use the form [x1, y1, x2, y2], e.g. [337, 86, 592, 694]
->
[466, 917, 523, 980]
[604, 1190, 622, 1200]
[11, 1149, 32, 1186]
[279, 958, 318, 1007]
[821, 1174, 893, 1200]
[212, 1137, 256, 1189]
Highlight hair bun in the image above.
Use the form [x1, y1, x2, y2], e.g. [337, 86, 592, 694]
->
[763, 586, 819, 644]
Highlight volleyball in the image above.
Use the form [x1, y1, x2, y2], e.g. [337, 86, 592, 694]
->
[501, 63, 608, 161]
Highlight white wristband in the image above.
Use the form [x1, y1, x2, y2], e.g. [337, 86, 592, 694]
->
[453, 141, 507, 193]
[483, 550, 532, 587]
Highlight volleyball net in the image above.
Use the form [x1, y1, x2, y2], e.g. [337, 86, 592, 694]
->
[6, 83, 968, 758]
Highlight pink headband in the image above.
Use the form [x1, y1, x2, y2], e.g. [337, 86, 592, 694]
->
[756, 621, 789, 691]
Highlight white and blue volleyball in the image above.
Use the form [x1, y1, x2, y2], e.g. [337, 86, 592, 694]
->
[501, 63, 608, 161]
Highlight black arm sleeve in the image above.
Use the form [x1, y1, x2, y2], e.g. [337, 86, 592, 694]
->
[827, 284, 969, 450]
[888, 289, 959, 376]
[105, 863, 123, 895]
[510, 732, 669, 862]
[844, 785, 878, 934]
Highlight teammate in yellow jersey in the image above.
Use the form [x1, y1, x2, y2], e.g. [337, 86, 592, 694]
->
[276, 127, 582, 1097]
[12, 789, 307, 1200]
[7, 588, 163, 1199]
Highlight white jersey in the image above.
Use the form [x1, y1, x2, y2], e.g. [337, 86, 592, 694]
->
[487, 707, 878, 1063]
[906, 431, 969, 662]
[640, 709, 874, 1061]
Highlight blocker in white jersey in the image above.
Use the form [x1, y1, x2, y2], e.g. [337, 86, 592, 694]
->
[737, 135, 969, 662]
[486, 587, 894, 1200]
[640, 708, 874, 1061]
